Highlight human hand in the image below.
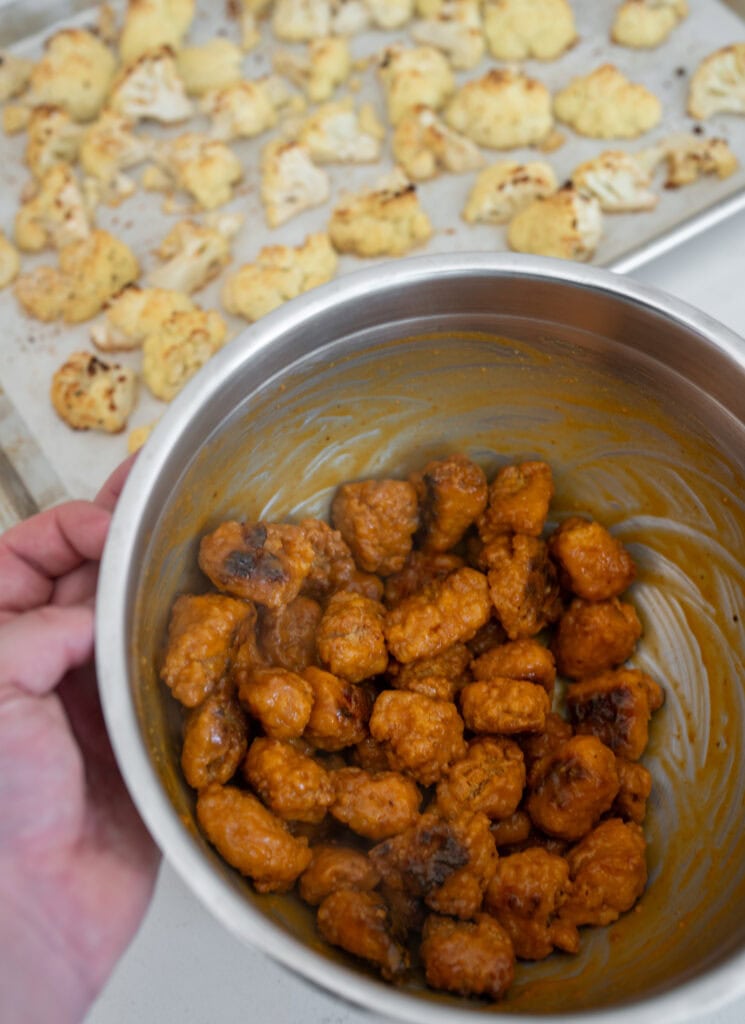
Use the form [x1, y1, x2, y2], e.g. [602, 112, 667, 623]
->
[0, 457, 160, 1024]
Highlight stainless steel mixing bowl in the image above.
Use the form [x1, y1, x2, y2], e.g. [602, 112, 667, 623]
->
[96, 253, 745, 1023]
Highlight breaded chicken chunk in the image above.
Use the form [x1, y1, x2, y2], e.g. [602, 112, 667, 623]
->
[181, 687, 248, 789]
[317, 890, 409, 981]
[483, 0, 576, 61]
[552, 597, 642, 679]
[330, 766, 422, 839]
[244, 737, 335, 822]
[328, 168, 433, 257]
[612, 0, 688, 49]
[445, 69, 553, 150]
[384, 567, 491, 663]
[299, 845, 380, 905]
[238, 666, 315, 739]
[384, 550, 464, 607]
[508, 186, 603, 262]
[421, 913, 515, 999]
[257, 596, 322, 672]
[142, 307, 227, 401]
[119, 0, 196, 64]
[460, 678, 551, 734]
[484, 534, 562, 640]
[91, 286, 194, 352]
[613, 757, 652, 824]
[436, 737, 525, 821]
[526, 735, 620, 841]
[260, 140, 331, 228]
[393, 105, 485, 182]
[484, 847, 579, 959]
[549, 516, 636, 600]
[478, 460, 554, 540]
[161, 592, 255, 707]
[274, 36, 352, 103]
[410, 454, 488, 551]
[299, 517, 384, 602]
[554, 64, 662, 139]
[331, 478, 419, 575]
[197, 782, 312, 892]
[463, 160, 557, 225]
[471, 638, 556, 695]
[566, 667, 664, 761]
[370, 690, 466, 784]
[410, 0, 485, 71]
[316, 590, 388, 683]
[302, 666, 373, 750]
[571, 151, 657, 213]
[222, 233, 338, 323]
[378, 45, 456, 125]
[387, 640, 471, 702]
[688, 44, 745, 119]
[15, 164, 92, 253]
[28, 29, 115, 123]
[559, 818, 647, 927]
[50, 351, 137, 434]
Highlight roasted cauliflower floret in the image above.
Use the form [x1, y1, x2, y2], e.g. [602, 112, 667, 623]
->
[109, 47, 194, 125]
[119, 0, 196, 64]
[91, 285, 194, 351]
[328, 168, 433, 257]
[148, 216, 240, 293]
[0, 51, 33, 102]
[176, 39, 244, 97]
[378, 45, 455, 125]
[3, 104, 31, 136]
[28, 29, 116, 123]
[571, 150, 657, 213]
[611, 0, 688, 49]
[222, 232, 337, 322]
[508, 186, 603, 262]
[445, 69, 553, 150]
[200, 79, 283, 141]
[688, 44, 745, 120]
[148, 132, 243, 209]
[260, 140, 331, 228]
[366, 0, 415, 29]
[142, 307, 228, 401]
[330, 0, 372, 34]
[640, 132, 739, 187]
[274, 36, 351, 103]
[554, 64, 662, 139]
[24, 106, 83, 181]
[483, 0, 576, 61]
[410, 0, 485, 71]
[297, 99, 384, 163]
[272, 0, 333, 41]
[15, 165, 92, 253]
[393, 105, 485, 181]
[50, 351, 137, 433]
[463, 160, 557, 225]
[79, 110, 153, 205]
[0, 232, 20, 290]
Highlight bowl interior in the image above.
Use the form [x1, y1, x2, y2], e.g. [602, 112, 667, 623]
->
[112, 263, 745, 1020]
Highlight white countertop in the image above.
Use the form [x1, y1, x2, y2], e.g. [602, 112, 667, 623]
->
[83, 208, 745, 1024]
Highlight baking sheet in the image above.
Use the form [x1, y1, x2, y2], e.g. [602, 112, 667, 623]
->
[0, 0, 744, 499]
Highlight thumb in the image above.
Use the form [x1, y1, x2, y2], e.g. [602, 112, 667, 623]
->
[0, 605, 94, 697]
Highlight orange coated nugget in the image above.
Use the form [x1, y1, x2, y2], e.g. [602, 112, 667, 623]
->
[317, 889, 409, 982]
[302, 666, 373, 750]
[566, 668, 664, 760]
[477, 460, 554, 542]
[371, 810, 498, 920]
[331, 479, 419, 575]
[526, 735, 619, 841]
[298, 517, 384, 602]
[238, 665, 314, 739]
[484, 534, 562, 640]
[421, 913, 515, 1000]
[161, 592, 255, 707]
[369, 689, 466, 785]
[559, 818, 647, 928]
[552, 597, 642, 679]
[388, 641, 472, 702]
[330, 766, 421, 840]
[471, 638, 556, 695]
[485, 847, 579, 960]
[489, 810, 532, 849]
[181, 687, 249, 789]
[460, 678, 551, 735]
[298, 845, 381, 906]
[257, 595, 321, 672]
[549, 516, 636, 601]
[613, 757, 652, 824]
[410, 453, 488, 552]
[196, 782, 312, 892]
[316, 590, 388, 683]
[436, 737, 526, 821]
[384, 549, 464, 606]
[518, 710, 573, 772]
[243, 737, 334, 823]
[199, 521, 315, 607]
[384, 567, 492, 664]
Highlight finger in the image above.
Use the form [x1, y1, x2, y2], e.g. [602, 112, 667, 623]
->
[0, 502, 111, 614]
[52, 561, 100, 608]
[95, 452, 138, 512]
[0, 605, 94, 696]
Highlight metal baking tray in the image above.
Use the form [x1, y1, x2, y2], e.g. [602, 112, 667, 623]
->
[0, 0, 744, 502]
